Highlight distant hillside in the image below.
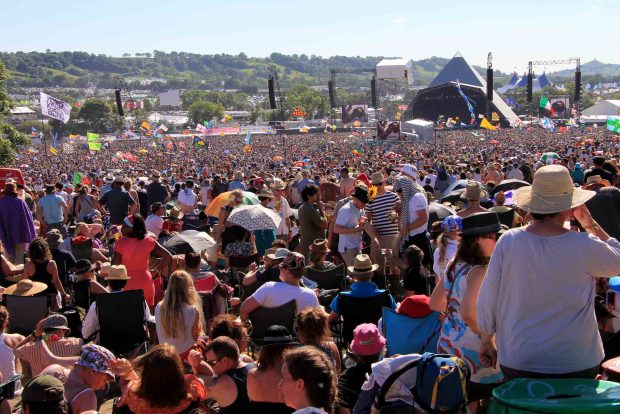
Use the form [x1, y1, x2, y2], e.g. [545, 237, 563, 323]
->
[0, 51, 508, 91]
[552, 59, 620, 78]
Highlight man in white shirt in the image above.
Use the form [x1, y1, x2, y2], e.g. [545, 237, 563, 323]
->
[334, 185, 370, 267]
[178, 180, 197, 214]
[144, 202, 165, 237]
[394, 177, 432, 269]
[268, 178, 293, 244]
[199, 179, 212, 206]
[240, 252, 321, 320]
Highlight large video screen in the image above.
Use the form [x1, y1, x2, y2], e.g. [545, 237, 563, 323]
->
[550, 98, 569, 118]
[342, 104, 368, 124]
[376, 120, 401, 140]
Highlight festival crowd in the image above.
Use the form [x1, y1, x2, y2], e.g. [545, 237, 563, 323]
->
[0, 125, 619, 413]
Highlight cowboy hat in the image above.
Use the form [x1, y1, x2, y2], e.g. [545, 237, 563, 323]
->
[258, 189, 275, 199]
[584, 175, 611, 189]
[105, 265, 131, 280]
[266, 248, 289, 261]
[271, 178, 286, 190]
[4, 279, 47, 296]
[514, 165, 595, 214]
[460, 181, 488, 201]
[309, 239, 330, 254]
[167, 207, 184, 220]
[370, 172, 385, 185]
[347, 254, 378, 277]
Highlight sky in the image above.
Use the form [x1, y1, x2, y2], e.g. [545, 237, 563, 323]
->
[1, 0, 617, 74]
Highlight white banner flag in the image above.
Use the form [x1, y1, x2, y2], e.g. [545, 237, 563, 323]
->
[40, 92, 72, 123]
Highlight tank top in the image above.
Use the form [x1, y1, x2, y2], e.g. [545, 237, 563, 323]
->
[154, 303, 197, 355]
[0, 333, 19, 390]
[77, 194, 95, 220]
[219, 365, 252, 414]
[31, 261, 56, 295]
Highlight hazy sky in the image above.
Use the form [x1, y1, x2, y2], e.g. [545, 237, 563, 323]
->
[1, 0, 616, 74]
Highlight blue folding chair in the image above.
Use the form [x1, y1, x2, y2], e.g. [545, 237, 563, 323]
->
[382, 307, 442, 357]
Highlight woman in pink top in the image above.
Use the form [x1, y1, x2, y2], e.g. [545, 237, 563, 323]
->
[112, 214, 172, 307]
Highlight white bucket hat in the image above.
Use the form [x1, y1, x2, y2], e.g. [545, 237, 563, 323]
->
[513, 165, 595, 214]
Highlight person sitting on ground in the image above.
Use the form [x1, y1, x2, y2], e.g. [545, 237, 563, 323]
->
[187, 336, 253, 414]
[155, 270, 205, 360]
[45, 230, 76, 288]
[224, 225, 257, 261]
[337, 323, 385, 414]
[22, 238, 70, 309]
[457, 181, 491, 219]
[242, 247, 288, 286]
[247, 325, 297, 414]
[162, 207, 184, 234]
[306, 239, 336, 272]
[111, 343, 206, 414]
[240, 252, 321, 322]
[206, 314, 254, 363]
[296, 308, 341, 373]
[72, 259, 108, 311]
[279, 345, 337, 414]
[21, 374, 70, 414]
[14, 314, 83, 377]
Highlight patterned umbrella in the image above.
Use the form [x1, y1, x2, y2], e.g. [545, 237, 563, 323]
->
[540, 152, 560, 163]
[227, 205, 282, 231]
[205, 191, 260, 217]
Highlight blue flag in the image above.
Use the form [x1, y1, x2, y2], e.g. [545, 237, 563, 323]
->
[53, 130, 58, 148]
[245, 130, 251, 145]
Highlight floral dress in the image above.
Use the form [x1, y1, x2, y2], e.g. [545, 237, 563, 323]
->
[437, 261, 503, 384]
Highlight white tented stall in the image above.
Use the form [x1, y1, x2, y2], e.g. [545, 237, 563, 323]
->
[375, 58, 414, 85]
[401, 119, 434, 141]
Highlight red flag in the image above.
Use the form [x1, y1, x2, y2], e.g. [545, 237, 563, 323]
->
[133, 101, 138, 109]
[82, 176, 91, 186]
[126, 101, 131, 109]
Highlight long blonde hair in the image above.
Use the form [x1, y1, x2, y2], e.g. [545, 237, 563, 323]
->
[159, 270, 204, 339]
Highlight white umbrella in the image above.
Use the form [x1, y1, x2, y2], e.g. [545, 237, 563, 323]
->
[227, 205, 282, 231]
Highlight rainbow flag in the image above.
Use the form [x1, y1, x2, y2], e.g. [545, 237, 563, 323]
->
[352, 148, 363, 157]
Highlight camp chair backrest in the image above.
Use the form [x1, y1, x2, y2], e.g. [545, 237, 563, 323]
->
[96, 290, 147, 356]
[249, 300, 296, 341]
[382, 308, 442, 357]
[71, 238, 93, 262]
[306, 264, 346, 290]
[5, 295, 50, 335]
[496, 209, 515, 229]
[240, 280, 264, 302]
[338, 291, 392, 343]
[182, 214, 203, 231]
[229, 254, 260, 270]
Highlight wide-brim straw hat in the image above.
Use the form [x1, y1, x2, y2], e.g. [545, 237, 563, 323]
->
[271, 178, 286, 190]
[258, 189, 275, 199]
[167, 207, 184, 220]
[105, 265, 131, 280]
[347, 254, 379, 276]
[4, 279, 47, 296]
[514, 165, 595, 214]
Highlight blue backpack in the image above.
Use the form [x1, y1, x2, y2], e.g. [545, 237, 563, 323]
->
[413, 353, 470, 413]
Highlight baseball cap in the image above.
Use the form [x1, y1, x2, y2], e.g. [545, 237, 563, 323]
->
[22, 375, 65, 403]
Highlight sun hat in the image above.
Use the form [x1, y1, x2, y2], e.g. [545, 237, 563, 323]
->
[280, 251, 306, 271]
[370, 172, 385, 185]
[105, 265, 131, 280]
[233, 171, 244, 181]
[46, 229, 63, 249]
[258, 189, 275, 199]
[349, 323, 385, 356]
[271, 178, 286, 190]
[4, 279, 48, 296]
[460, 212, 502, 237]
[514, 165, 595, 214]
[351, 185, 370, 204]
[441, 215, 463, 233]
[3, 182, 18, 195]
[294, 172, 303, 182]
[74, 259, 95, 275]
[400, 164, 420, 179]
[167, 207, 184, 220]
[75, 344, 115, 378]
[266, 247, 290, 261]
[398, 295, 433, 318]
[151, 170, 161, 178]
[42, 314, 71, 334]
[347, 254, 379, 277]
[113, 176, 125, 183]
[262, 325, 298, 346]
[309, 239, 330, 254]
[460, 181, 487, 201]
[22, 375, 65, 403]
[104, 174, 114, 183]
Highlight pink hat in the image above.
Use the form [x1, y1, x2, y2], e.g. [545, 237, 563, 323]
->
[350, 323, 385, 356]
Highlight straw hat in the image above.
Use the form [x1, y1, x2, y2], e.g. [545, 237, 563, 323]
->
[460, 181, 487, 201]
[4, 279, 47, 296]
[258, 189, 275, 199]
[309, 239, 330, 254]
[105, 265, 131, 280]
[370, 172, 385, 185]
[514, 165, 595, 214]
[167, 207, 184, 220]
[347, 254, 378, 277]
[271, 178, 286, 190]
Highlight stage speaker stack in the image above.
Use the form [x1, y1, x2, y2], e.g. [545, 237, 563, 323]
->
[371, 77, 377, 108]
[268, 78, 276, 110]
[526, 72, 533, 103]
[486, 68, 493, 101]
[574, 69, 582, 102]
[115, 89, 124, 116]
[328, 80, 336, 108]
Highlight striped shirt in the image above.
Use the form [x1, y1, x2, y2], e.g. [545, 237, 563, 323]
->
[366, 191, 399, 236]
[15, 338, 83, 376]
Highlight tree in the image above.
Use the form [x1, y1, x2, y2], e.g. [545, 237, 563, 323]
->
[0, 138, 13, 167]
[0, 60, 29, 166]
[283, 85, 329, 119]
[188, 100, 224, 125]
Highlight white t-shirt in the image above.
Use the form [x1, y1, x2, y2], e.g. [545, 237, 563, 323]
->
[268, 196, 293, 235]
[408, 193, 428, 236]
[178, 188, 196, 207]
[251, 281, 320, 313]
[335, 201, 364, 252]
[200, 186, 211, 205]
[433, 238, 458, 281]
[145, 214, 164, 236]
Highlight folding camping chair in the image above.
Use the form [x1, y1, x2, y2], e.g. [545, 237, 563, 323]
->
[249, 300, 296, 344]
[305, 264, 347, 290]
[4, 295, 50, 335]
[381, 307, 442, 357]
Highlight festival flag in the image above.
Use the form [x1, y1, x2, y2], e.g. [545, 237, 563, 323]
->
[157, 124, 168, 132]
[27, 147, 39, 154]
[195, 124, 207, 134]
[539, 117, 555, 132]
[40, 92, 72, 123]
[480, 118, 497, 131]
[140, 121, 151, 131]
[68, 134, 80, 140]
[31, 127, 40, 137]
[608, 117, 620, 133]
[48, 145, 59, 156]
[88, 142, 102, 151]
[243, 144, 252, 154]
[245, 130, 251, 145]
[52, 131, 58, 148]
[113, 151, 125, 160]
[193, 135, 206, 148]
[352, 148, 363, 157]
[73, 172, 90, 186]
[87, 132, 100, 142]
[539, 96, 554, 116]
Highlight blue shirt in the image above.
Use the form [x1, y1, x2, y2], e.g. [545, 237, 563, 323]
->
[330, 282, 396, 314]
[37, 194, 65, 224]
[296, 178, 319, 193]
[228, 180, 246, 191]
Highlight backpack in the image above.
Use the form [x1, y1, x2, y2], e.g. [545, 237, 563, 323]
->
[413, 353, 470, 413]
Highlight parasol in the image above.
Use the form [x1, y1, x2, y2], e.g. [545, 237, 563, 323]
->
[489, 179, 530, 196]
[205, 191, 260, 217]
[162, 230, 215, 255]
[226, 204, 282, 231]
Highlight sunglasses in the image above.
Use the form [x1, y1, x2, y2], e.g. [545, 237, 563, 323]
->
[205, 357, 223, 367]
